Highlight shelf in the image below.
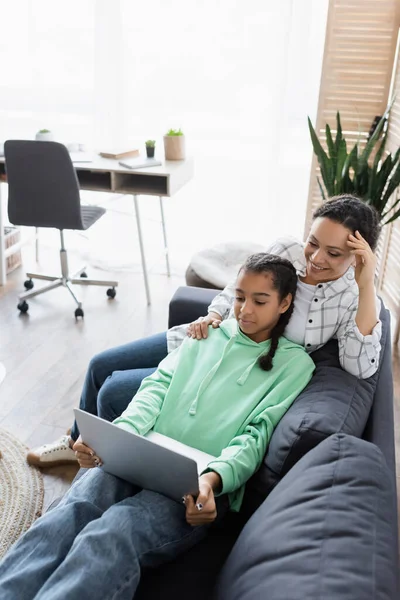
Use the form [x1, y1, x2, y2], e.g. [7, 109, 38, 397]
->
[76, 170, 112, 192]
[113, 172, 168, 196]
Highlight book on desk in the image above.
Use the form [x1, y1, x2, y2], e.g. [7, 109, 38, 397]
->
[100, 148, 140, 160]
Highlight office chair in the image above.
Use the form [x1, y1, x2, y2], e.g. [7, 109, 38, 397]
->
[5, 140, 118, 319]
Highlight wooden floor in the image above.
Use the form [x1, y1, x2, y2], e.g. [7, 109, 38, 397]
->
[0, 259, 399, 523]
[0, 260, 183, 510]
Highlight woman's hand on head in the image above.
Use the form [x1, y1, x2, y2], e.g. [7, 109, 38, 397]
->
[72, 436, 102, 469]
[183, 475, 218, 526]
[186, 312, 222, 340]
[347, 231, 377, 290]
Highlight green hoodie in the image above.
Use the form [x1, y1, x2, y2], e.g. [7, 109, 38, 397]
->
[114, 320, 315, 511]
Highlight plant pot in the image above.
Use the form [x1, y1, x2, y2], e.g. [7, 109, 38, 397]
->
[35, 132, 54, 142]
[163, 135, 186, 160]
[146, 146, 155, 158]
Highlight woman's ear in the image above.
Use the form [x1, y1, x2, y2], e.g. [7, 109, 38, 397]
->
[279, 293, 292, 314]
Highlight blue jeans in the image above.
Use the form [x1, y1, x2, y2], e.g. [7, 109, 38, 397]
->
[0, 469, 227, 599]
[70, 332, 168, 441]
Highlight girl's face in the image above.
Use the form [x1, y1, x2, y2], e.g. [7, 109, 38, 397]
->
[303, 217, 355, 284]
[234, 270, 291, 343]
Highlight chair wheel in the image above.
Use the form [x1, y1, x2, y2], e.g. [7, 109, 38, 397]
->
[17, 301, 29, 313]
[107, 287, 116, 299]
[80, 272, 88, 278]
[75, 307, 84, 319]
[24, 279, 34, 290]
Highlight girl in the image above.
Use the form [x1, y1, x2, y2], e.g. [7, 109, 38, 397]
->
[28, 194, 382, 468]
[0, 254, 314, 600]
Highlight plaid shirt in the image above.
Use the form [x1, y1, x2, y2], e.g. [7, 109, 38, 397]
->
[168, 237, 382, 379]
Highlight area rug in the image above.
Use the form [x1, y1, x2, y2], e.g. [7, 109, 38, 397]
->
[0, 428, 44, 558]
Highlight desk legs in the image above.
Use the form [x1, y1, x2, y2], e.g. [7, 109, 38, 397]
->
[133, 194, 151, 305]
[0, 183, 6, 286]
[159, 196, 171, 277]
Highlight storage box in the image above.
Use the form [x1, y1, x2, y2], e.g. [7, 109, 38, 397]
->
[4, 226, 22, 273]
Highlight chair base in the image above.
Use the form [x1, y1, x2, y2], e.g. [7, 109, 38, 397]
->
[19, 265, 118, 310]
[16, 233, 118, 317]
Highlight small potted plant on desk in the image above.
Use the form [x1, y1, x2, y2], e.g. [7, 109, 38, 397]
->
[35, 129, 54, 142]
[145, 140, 156, 158]
[163, 128, 185, 160]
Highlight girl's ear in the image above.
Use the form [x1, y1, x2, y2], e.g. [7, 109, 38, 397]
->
[279, 293, 292, 314]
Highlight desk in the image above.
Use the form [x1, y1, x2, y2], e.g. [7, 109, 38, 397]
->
[0, 156, 194, 304]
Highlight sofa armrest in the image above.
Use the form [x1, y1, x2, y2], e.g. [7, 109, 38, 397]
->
[363, 308, 395, 469]
[168, 286, 220, 328]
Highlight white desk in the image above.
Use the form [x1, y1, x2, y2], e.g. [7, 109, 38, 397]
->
[0, 155, 194, 304]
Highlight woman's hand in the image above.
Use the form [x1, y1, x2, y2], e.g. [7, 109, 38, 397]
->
[187, 312, 222, 340]
[183, 473, 221, 526]
[72, 436, 103, 469]
[347, 231, 379, 336]
[347, 231, 377, 291]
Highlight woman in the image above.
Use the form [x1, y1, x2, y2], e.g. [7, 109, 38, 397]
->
[0, 254, 315, 600]
[27, 194, 382, 467]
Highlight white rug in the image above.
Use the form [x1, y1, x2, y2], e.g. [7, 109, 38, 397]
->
[0, 362, 5, 386]
[0, 428, 44, 558]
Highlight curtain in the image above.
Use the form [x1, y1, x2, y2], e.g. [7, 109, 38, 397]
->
[0, 0, 328, 272]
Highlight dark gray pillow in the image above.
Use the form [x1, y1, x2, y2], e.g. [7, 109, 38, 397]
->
[244, 306, 389, 509]
[217, 434, 398, 600]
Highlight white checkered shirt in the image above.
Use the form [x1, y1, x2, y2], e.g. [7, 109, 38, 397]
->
[167, 237, 382, 379]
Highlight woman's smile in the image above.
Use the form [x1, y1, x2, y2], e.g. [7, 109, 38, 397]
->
[309, 261, 328, 272]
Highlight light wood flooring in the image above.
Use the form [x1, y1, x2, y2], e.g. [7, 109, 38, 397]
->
[0, 260, 182, 510]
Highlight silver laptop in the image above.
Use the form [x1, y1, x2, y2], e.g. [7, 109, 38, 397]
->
[74, 409, 216, 502]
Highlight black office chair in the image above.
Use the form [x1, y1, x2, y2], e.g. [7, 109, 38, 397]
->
[5, 140, 118, 318]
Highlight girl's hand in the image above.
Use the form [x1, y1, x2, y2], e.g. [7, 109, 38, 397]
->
[183, 476, 217, 526]
[72, 436, 103, 469]
[187, 313, 222, 340]
[347, 231, 377, 290]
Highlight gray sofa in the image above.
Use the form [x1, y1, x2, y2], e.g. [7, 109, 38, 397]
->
[134, 286, 399, 599]
[51, 285, 398, 599]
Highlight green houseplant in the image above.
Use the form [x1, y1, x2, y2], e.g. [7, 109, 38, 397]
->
[35, 128, 54, 142]
[308, 111, 400, 225]
[163, 128, 185, 160]
[145, 140, 156, 158]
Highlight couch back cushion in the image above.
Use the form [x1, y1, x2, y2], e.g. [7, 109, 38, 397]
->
[217, 434, 397, 600]
[243, 306, 389, 511]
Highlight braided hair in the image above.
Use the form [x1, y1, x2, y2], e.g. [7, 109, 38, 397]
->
[313, 194, 381, 251]
[241, 253, 298, 372]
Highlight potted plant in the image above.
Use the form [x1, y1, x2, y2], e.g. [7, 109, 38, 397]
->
[163, 128, 185, 160]
[308, 110, 400, 225]
[35, 129, 54, 142]
[145, 140, 156, 158]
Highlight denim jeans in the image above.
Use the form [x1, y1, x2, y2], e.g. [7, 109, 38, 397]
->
[70, 332, 168, 441]
[0, 469, 227, 600]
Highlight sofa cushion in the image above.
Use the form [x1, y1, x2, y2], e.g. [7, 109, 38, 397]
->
[217, 434, 397, 600]
[243, 306, 390, 509]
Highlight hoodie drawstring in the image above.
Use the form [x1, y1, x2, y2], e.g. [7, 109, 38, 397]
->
[188, 334, 267, 415]
[189, 334, 238, 415]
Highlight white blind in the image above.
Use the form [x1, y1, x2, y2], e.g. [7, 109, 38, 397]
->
[377, 29, 400, 314]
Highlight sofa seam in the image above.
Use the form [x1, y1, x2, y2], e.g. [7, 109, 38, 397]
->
[316, 434, 341, 600]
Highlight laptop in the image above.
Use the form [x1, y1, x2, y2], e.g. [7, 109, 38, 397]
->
[74, 409, 216, 501]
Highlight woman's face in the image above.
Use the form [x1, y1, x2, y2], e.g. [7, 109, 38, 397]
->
[303, 217, 354, 284]
[234, 270, 291, 343]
